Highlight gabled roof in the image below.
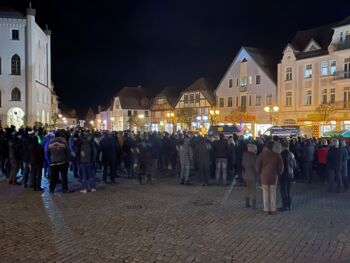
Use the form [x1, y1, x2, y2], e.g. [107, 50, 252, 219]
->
[243, 46, 278, 84]
[303, 39, 322, 52]
[115, 86, 151, 109]
[0, 7, 25, 18]
[155, 87, 179, 107]
[181, 77, 216, 105]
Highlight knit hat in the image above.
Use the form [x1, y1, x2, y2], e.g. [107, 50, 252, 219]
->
[320, 139, 328, 146]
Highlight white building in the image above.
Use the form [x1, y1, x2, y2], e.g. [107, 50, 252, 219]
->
[0, 5, 53, 128]
[109, 86, 151, 131]
[278, 16, 350, 136]
[215, 47, 278, 136]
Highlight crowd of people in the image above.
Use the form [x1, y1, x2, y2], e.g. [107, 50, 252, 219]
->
[0, 125, 349, 215]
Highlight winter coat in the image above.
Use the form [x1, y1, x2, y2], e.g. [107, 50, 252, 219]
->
[281, 149, 296, 179]
[99, 134, 116, 163]
[301, 143, 315, 162]
[194, 139, 211, 167]
[316, 146, 329, 165]
[138, 139, 152, 166]
[29, 141, 44, 167]
[213, 139, 229, 159]
[256, 148, 284, 185]
[46, 137, 69, 164]
[179, 139, 192, 166]
[77, 137, 97, 164]
[8, 138, 21, 161]
[242, 151, 258, 182]
[326, 147, 343, 170]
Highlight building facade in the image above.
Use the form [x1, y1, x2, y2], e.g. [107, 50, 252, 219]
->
[175, 77, 215, 131]
[150, 87, 177, 133]
[108, 86, 151, 131]
[0, 6, 54, 128]
[278, 17, 350, 136]
[215, 47, 278, 136]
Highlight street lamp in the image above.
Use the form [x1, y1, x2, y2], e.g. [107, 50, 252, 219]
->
[209, 109, 220, 125]
[166, 112, 175, 133]
[264, 105, 279, 125]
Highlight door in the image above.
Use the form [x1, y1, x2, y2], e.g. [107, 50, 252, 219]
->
[344, 60, 350, 78]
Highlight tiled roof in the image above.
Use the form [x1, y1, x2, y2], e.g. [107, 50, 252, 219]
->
[116, 86, 151, 109]
[0, 7, 25, 18]
[155, 87, 179, 107]
[182, 77, 216, 105]
[243, 47, 278, 84]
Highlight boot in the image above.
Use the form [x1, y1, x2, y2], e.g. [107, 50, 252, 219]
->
[245, 197, 250, 208]
[251, 199, 256, 210]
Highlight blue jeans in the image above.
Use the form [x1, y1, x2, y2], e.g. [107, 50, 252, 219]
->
[80, 163, 96, 190]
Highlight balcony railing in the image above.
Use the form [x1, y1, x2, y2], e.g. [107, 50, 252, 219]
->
[334, 71, 350, 80]
[335, 40, 350, 51]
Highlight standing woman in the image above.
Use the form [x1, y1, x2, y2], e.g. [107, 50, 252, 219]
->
[256, 140, 284, 215]
[179, 136, 192, 185]
[242, 144, 258, 209]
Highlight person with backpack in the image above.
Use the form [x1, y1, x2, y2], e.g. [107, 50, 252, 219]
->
[77, 132, 97, 193]
[279, 140, 296, 211]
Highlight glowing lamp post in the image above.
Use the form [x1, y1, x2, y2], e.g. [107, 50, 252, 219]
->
[209, 109, 220, 125]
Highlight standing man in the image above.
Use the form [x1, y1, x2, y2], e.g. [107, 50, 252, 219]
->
[327, 139, 343, 193]
[279, 140, 296, 211]
[77, 132, 97, 193]
[28, 136, 44, 191]
[99, 132, 117, 184]
[194, 136, 212, 186]
[242, 144, 258, 209]
[301, 139, 315, 184]
[213, 133, 229, 185]
[256, 140, 284, 215]
[47, 131, 70, 194]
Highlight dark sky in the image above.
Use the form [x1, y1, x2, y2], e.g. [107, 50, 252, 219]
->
[4, 0, 350, 117]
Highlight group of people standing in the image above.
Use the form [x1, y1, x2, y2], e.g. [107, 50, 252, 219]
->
[0, 126, 349, 215]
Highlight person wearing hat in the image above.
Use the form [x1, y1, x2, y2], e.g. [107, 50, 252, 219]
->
[242, 144, 258, 208]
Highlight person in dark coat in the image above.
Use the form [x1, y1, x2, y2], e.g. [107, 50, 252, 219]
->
[227, 137, 236, 180]
[340, 140, 349, 191]
[77, 133, 97, 193]
[8, 132, 22, 185]
[194, 136, 212, 186]
[279, 140, 296, 211]
[28, 136, 44, 191]
[301, 139, 315, 184]
[213, 133, 229, 185]
[21, 130, 32, 187]
[138, 133, 152, 184]
[327, 139, 343, 193]
[99, 132, 116, 184]
[235, 135, 246, 186]
[150, 132, 161, 179]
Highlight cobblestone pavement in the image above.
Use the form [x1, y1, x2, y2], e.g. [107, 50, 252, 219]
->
[0, 171, 350, 263]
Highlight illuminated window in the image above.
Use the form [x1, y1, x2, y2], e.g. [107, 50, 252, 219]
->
[321, 61, 328, 76]
[304, 64, 312, 78]
[330, 61, 336, 75]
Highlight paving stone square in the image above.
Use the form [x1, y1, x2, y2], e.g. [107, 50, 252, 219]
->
[0, 172, 350, 263]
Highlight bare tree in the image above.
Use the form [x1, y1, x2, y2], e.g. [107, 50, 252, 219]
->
[316, 103, 336, 122]
[176, 108, 197, 130]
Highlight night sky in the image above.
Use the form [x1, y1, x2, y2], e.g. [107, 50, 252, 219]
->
[3, 0, 350, 117]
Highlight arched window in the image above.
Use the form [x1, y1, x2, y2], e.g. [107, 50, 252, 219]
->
[11, 54, 20, 75]
[11, 88, 21, 101]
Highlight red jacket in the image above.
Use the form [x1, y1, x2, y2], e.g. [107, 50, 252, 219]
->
[317, 146, 329, 164]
